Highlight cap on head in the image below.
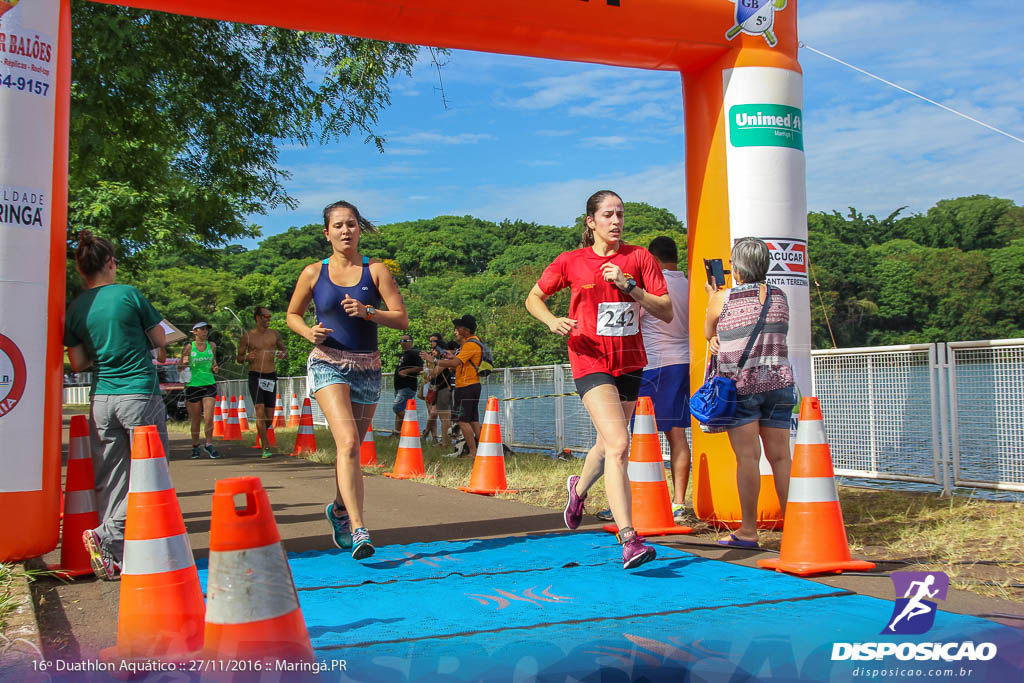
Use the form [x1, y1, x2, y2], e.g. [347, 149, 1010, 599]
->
[192, 322, 211, 331]
[452, 314, 477, 333]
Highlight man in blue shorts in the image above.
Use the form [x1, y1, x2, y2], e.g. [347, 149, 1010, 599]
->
[597, 236, 691, 521]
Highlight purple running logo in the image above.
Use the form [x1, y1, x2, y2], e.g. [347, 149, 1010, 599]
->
[883, 571, 949, 635]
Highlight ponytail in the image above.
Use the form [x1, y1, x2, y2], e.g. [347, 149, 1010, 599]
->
[74, 230, 115, 278]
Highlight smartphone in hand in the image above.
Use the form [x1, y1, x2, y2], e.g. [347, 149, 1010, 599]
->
[704, 258, 727, 288]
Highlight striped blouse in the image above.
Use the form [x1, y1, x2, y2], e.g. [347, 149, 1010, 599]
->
[716, 283, 794, 395]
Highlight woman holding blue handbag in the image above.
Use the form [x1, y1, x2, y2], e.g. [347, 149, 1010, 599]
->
[703, 237, 796, 549]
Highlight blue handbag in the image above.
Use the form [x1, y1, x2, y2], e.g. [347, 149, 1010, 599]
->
[690, 286, 774, 427]
[689, 355, 737, 426]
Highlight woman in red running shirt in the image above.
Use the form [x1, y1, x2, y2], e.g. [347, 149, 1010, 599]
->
[526, 190, 673, 569]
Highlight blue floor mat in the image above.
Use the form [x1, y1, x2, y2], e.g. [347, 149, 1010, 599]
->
[309, 595, 1024, 683]
[195, 531, 692, 591]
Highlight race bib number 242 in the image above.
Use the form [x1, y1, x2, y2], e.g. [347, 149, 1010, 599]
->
[596, 302, 640, 337]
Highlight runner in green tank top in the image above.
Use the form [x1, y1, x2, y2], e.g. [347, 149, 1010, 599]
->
[181, 322, 221, 459]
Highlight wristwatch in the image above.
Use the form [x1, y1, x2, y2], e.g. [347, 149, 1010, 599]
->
[622, 278, 637, 294]
[364, 305, 376, 320]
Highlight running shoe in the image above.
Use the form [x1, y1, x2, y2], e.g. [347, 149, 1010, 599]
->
[595, 509, 613, 522]
[81, 529, 121, 580]
[672, 503, 686, 521]
[622, 533, 656, 570]
[351, 527, 375, 560]
[563, 475, 586, 530]
[190, 445, 202, 460]
[325, 502, 352, 549]
[261, 449, 273, 459]
[202, 444, 221, 460]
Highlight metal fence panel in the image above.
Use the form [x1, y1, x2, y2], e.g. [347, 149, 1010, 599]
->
[810, 345, 940, 485]
[949, 340, 1024, 492]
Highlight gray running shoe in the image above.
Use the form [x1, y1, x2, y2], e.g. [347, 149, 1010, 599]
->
[82, 529, 121, 580]
[595, 509, 613, 522]
[351, 526, 375, 560]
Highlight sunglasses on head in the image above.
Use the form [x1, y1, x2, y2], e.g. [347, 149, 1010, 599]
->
[400, 338, 413, 343]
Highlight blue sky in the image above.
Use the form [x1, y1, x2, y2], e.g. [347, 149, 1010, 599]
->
[245, 0, 1022, 245]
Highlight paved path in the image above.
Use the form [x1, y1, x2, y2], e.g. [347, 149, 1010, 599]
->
[26, 412, 1024, 679]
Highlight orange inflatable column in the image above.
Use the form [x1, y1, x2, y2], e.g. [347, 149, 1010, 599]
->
[460, 397, 516, 495]
[102, 426, 205, 661]
[47, 415, 98, 578]
[204, 476, 314, 663]
[758, 398, 876, 576]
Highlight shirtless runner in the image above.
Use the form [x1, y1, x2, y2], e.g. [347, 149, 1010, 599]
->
[237, 305, 287, 458]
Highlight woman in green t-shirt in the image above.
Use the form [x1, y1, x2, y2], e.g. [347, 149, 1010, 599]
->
[181, 322, 221, 459]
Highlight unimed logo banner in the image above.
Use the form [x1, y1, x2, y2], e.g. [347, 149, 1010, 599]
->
[729, 103, 803, 150]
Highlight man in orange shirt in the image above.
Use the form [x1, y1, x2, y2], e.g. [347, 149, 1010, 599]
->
[434, 314, 483, 458]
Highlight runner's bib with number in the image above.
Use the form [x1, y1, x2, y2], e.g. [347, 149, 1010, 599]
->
[596, 301, 640, 337]
[258, 378, 276, 393]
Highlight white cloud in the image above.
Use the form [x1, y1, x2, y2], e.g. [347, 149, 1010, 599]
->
[389, 132, 495, 145]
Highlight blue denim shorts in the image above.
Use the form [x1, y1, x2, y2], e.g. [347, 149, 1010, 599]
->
[307, 347, 382, 405]
[730, 385, 797, 430]
[392, 387, 417, 415]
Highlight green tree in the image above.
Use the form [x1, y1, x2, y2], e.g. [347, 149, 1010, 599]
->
[70, 6, 421, 264]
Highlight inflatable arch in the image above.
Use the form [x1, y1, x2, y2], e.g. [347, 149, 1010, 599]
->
[0, 0, 810, 560]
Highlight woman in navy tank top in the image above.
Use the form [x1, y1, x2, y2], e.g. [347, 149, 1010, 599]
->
[287, 200, 409, 561]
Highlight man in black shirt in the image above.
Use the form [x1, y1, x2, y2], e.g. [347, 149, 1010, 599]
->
[393, 334, 423, 433]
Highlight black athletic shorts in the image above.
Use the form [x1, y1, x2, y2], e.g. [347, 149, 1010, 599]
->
[184, 384, 217, 403]
[453, 382, 482, 424]
[574, 370, 643, 402]
[248, 371, 278, 408]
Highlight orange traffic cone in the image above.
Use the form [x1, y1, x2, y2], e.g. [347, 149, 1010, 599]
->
[203, 476, 314, 664]
[223, 396, 243, 441]
[288, 393, 301, 428]
[384, 400, 432, 479]
[602, 396, 693, 537]
[212, 395, 225, 438]
[237, 398, 250, 432]
[460, 397, 517, 495]
[253, 427, 277, 450]
[758, 397, 876, 576]
[291, 398, 317, 456]
[360, 429, 379, 467]
[101, 425, 205, 662]
[47, 415, 99, 578]
[271, 394, 286, 428]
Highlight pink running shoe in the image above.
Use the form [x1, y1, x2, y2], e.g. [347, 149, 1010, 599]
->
[622, 534, 656, 570]
[563, 475, 586, 530]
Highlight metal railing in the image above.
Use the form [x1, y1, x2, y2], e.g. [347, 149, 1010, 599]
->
[66, 339, 1024, 494]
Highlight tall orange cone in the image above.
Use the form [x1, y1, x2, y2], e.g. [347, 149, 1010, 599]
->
[253, 427, 277, 450]
[384, 400, 432, 479]
[287, 393, 301, 428]
[237, 398, 251, 432]
[360, 428, 379, 467]
[101, 426, 205, 661]
[602, 396, 693, 537]
[212, 394, 225, 438]
[204, 476, 314, 664]
[271, 394, 286, 428]
[223, 396, 243, 441]
[291, 398, 317, 456]
[460, 397, 517, 495]
[47, 415, 99, 578]
[758, 397, 876, 576]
